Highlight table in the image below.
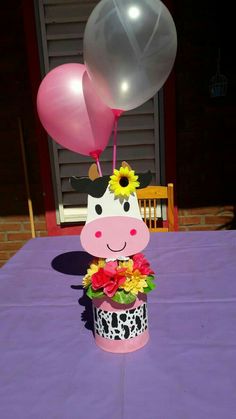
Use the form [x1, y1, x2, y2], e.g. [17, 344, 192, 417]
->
[0, 231, 236, 419]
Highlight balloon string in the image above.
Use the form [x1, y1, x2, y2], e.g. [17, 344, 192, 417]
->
[112, 115, 118, 172]
[96, 155, 102, 177]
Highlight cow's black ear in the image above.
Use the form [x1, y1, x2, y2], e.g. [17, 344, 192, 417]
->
[70, 175, 110, 197]
[137, 171, 152, 189]
[70, 177, 92, 193]
[91, 176, 110, 198]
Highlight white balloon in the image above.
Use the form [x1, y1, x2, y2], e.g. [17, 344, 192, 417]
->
[84, 0, 177, 111]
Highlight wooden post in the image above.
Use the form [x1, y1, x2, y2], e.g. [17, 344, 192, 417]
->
[17, 117, 36, 238]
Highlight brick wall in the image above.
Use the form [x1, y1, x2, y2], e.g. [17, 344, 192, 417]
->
[0, 215, 47, 266]
[178, 206, 235, 231]
[175, 0, 236, 230]
[0, 2, 47, 267]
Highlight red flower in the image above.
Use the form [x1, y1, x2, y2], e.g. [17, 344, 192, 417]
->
[133, 253, 154, 275]
[91, 266, 126, 298]
[91, 268, 111, 290]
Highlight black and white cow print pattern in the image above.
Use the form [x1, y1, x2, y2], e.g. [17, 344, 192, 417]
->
[93, 303, 148, 340]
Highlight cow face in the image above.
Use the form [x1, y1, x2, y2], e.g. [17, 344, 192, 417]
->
[71, 163, 151, 259]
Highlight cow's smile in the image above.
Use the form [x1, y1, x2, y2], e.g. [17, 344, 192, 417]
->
[106, 242, 127, 252]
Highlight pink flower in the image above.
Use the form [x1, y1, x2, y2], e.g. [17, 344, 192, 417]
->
[104, 273, 126, 298]
[103, 261, 118, 276]
[133, 253, 154, 275]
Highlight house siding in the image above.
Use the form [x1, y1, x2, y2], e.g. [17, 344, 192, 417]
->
[0, 1, 235, 267]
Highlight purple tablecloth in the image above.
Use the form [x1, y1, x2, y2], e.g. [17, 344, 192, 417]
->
[0, 231, 236, 419]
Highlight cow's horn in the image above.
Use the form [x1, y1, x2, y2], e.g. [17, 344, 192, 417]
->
[88, 163, 100, 180]
[121, 161, 132, 170]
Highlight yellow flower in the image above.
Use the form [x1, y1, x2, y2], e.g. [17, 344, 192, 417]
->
[82, 274, 91, 288]
[97, 259, 106, 268]
[120, 269, 148, 295]
[109, 166, 140, 198]
[87, 259, 105, 276]
[118, 259, 133, 271]
[87, 264, 98, 277]
[82, 259, 105, 288]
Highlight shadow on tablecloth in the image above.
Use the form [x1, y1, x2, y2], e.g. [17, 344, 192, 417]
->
[51, 251, 94, 333]
[51, 251, 93, 276]
[78, 290, 94, 334]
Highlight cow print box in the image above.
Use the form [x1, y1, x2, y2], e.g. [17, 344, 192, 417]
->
[93, 294, 149, 353]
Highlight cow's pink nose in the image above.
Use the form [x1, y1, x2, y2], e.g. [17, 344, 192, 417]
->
[95, 231, 102, 238]
[81, 216, 150, 258]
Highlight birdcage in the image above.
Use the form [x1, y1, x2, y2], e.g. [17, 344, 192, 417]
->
[209, 49, 227, 98]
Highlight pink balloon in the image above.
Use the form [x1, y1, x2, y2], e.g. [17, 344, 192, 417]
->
[37, 63, 115, 156]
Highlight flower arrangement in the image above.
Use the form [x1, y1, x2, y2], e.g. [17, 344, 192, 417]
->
[83, 253, 155, 304]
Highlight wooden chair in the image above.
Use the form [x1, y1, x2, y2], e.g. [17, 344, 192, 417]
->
[136, 184, 175, 232]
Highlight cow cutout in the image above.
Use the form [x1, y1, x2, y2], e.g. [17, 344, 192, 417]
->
[71, 163, 152, 259]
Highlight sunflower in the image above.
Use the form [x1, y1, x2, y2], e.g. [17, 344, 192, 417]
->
[109, 166, 140, 198]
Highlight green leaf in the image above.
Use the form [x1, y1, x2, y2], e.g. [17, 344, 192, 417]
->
[143, 276, 156, 293]
[143, 285, 156, 294]
[111, 290, 136, 305]
[146, 276, 156, 289]
[92, 290, 104, 299]
[86, 286, 104, 300]
[143, 286, 151, 294]
[86, 286, 93, 299]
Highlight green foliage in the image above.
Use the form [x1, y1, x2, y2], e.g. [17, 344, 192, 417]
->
[143, 275, 156, 294]
[86, 285, 104, 300]
[111, 290, 136, 305]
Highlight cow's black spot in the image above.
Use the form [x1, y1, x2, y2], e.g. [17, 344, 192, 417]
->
[123, 325, 130, 339]
[95, 204, 102, 215]
[131, 325, 135, 332]
[112, 313, 118, 328]
[135, 315, 142, 330]
[143, 304, 146, 319]
[124, 201, 130, 212]
[114, 335, 121, 340]
[102, 318, 109, 334]
[120, 314, 127, 322]
[94, 309, 98, 322]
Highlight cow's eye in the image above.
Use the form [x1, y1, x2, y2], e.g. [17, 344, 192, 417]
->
[95, 204, 102, 215]
[124, 202, 130, 212]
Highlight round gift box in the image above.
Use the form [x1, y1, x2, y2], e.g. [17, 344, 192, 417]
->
[92, 293, 149, 353]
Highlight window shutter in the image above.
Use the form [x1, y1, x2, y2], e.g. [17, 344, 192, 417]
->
[36, 0, 163, 223]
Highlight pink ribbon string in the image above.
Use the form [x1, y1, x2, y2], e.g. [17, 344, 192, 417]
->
[89, 151, 102, 177]
[96, 155, 102, 177]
